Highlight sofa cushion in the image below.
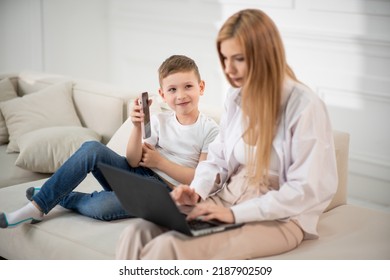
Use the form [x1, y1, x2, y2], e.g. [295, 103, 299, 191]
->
[0, 81, 81, 153]
[263, 204, 390, 259]
[72, 85, 127, 145]
[0, 78, 18, 145]
[0, 175, 131, 259]
[16, 126, 101, 173]
[106, 118, 133, 156]
[0, 145, 49, 188]
[17, 72, 71, 96]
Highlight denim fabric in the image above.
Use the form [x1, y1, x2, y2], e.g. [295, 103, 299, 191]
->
[32, 141, 170, 221]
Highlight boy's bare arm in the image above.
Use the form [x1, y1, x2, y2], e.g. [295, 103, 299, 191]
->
[139, 144, 207, 185]
[163, 153, 207, 185]
[126, 99, 144, 167]
[157, 159, 195, 185]
[157, 153, 207, 185]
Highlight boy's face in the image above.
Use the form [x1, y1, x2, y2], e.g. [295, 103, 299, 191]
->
[159, 70, 204, 119]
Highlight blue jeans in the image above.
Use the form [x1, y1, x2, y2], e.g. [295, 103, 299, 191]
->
[32, 141, 170, 221]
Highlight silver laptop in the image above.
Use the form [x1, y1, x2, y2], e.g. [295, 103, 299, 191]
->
[98, 162, 244, 237]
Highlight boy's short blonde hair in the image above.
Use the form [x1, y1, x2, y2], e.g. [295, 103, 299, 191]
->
[158, 55, 201, 86]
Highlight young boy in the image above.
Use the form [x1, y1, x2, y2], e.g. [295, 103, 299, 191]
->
[0, 55, 219, 228]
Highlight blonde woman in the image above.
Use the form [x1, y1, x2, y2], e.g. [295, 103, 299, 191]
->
[116, 9, 338, 260]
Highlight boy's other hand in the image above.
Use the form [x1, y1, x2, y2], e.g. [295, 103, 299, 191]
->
[171, 185, 200, 206]
[139, 143, 161, 168]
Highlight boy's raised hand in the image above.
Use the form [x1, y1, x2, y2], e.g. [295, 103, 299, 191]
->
[130, 98, 144, 127]
[130, 98, 153, 127]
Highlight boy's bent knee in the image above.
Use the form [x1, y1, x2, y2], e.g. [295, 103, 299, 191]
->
[79, 141, 108, 161]
[81, 140, 104, 152]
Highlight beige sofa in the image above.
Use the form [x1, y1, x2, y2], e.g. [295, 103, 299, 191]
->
[0, 72, 135, 189]
[0, 72, 389, 259]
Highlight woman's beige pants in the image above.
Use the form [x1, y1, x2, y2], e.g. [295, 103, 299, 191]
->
[116, 167, 304, 259]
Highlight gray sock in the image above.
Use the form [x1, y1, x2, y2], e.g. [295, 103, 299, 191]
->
[26, 187, 41, 201]
[0, 213, 7, 228]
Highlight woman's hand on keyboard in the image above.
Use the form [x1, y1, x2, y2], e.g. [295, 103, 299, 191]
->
[187, 203, 235, 224]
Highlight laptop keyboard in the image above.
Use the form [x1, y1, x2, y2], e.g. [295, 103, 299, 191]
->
[187, 219, 217, 230]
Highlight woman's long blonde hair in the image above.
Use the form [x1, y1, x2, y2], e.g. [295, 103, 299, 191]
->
[217, 9, 297, 184]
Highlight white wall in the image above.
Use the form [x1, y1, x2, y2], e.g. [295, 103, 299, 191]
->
[1, 0, 389, 211]
[107, 0, 390, 211]
[0, 0, 44, 72]
[0, 0, 109, 81]
[107, 0, 225, 111]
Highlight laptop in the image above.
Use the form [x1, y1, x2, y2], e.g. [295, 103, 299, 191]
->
[98, 162, 244, 237]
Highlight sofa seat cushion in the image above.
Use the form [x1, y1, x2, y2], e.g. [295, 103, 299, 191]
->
[0, 175, 134, 259]
[264, 204, 390, 259]
[1, 175, 389, 259]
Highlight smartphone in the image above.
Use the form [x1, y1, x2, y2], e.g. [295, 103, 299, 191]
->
[139, 91, 151, 139]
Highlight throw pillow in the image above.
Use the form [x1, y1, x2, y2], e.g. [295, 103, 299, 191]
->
[106, 117, 133, 156]
[0, 81, 81, 152]
[16, 126, 102, 173]
[0, 78, 18, 144]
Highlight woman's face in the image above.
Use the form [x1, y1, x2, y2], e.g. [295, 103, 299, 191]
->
[220, 38, 247, 88]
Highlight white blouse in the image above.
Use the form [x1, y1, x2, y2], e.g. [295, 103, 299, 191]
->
[190, 79, 338, 239]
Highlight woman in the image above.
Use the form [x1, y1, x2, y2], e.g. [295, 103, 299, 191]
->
[116, 8, 338, 260]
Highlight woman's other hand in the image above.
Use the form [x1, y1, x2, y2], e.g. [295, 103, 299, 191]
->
[171, 185, 200, 206]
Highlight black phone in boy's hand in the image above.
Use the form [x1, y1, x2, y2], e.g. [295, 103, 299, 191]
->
[140, 92, 151, 139]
